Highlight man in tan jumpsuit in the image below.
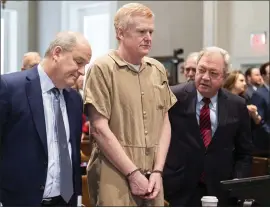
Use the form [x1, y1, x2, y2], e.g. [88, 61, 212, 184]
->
[84, 3, 176, 206]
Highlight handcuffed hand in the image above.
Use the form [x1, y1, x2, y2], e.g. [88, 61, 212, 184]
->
[128, 170, 149, 196]
[143, 172, 162, 200]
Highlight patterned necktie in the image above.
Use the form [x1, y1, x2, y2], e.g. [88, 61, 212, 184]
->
[200, 97, 212, 147]
[51, 88, 73, 203]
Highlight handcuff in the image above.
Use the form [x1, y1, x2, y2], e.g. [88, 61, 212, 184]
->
[126, 168, 163, 179]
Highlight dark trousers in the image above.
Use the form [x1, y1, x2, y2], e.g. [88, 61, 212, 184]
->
[168, 182, 207, 207]
[186, 183, 208, 207]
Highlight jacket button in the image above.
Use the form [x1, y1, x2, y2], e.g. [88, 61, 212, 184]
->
[40, 185, 45, 190]
[44, 161, 48, 165]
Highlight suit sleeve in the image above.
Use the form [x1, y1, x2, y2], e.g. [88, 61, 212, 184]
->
[0, 76, 10, 202]
[251, 91, 270, 134]
[77, 93, 83, 196]
[234, 100, 253, 178]
[0, 76, 10, 148]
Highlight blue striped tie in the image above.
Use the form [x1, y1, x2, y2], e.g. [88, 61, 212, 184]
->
[51, 88, 73, 203]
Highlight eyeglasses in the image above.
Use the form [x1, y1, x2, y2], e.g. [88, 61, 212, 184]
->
[185, 67, 196, 73]
[197, 68, 222, 79]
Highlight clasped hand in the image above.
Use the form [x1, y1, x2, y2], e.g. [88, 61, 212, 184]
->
[128, 171, 162, 200]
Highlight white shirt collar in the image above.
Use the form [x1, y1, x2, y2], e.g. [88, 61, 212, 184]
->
[197, 90, 218, 107]
[252, 85, 257, 91]
[37, 64, 64, 94]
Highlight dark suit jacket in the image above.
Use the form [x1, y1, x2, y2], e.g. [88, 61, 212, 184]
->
[250, 86, 270, 155]
[163, 82, 253, 206]
[0, 67, 83, 206]
[245, 85, 258, 104]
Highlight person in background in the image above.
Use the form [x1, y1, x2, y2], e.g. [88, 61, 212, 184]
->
[181, 52, 199, 82]
[71, 75, 89, 140]
[0, 31, 92, 206]
[223, 70, 261, 125]
[21, 52, 41, 71]
[251, 62, 270, 157]
[245, 67, 262, 102]
[84, 3, 176, 206]
[163, 46, 253, 206]
[76, 75, 84, 98]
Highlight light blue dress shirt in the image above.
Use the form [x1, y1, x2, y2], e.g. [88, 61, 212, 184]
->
[37, 64, 71, 199]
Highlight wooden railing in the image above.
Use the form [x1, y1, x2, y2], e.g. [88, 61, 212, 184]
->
[251, 156, 270, 177]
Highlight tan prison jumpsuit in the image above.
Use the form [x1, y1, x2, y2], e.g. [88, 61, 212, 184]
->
[84, 50, 177, 206]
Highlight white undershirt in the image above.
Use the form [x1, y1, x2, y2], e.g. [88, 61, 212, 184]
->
[125, 61, 140, 72]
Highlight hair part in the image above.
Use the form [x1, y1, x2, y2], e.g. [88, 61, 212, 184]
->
[114, 3, 154, 40]
[185, 52, 199, 66]
[197, 46, 231, 75]
[223, 70, 244, 91]
[44, 32, 79, 57]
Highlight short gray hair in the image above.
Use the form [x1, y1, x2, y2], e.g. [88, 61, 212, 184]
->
[44, 32, 78, 57]
[197, 46, 231, 74]
[185, 52, 199, 65]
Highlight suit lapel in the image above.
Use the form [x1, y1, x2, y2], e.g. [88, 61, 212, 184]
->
[63, 90, 76, 152]
[212, 89, 228, 139]
[184, 82, 205, 149]
[26, 67, 48, 157]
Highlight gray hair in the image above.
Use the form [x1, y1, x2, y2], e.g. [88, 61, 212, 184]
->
[185, 52, 199, 65]
[197, 46, 231, 74]
[44, 32, 78, 57]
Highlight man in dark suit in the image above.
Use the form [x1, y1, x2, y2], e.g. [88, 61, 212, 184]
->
[251, 62, 270, 156]
[245, 67, 262, 103]
[0, 31, 92, 206]
[163, 47, 253, 206]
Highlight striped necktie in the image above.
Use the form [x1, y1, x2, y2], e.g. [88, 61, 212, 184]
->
[51, 88, 73, 203]
[200, 97, 211, 147]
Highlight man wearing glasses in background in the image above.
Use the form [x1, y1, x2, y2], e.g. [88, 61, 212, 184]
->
[180, 52, 199, 82]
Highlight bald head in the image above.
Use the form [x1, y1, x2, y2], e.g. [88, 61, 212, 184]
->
[44, 31, 91, 58]
[21, 52, 41, 71]
[41, 31, 92, 90]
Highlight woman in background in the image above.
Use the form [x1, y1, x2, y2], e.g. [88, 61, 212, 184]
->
[223, 70, 261, 125]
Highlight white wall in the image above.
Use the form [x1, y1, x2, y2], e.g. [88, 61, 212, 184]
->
[37, 1, 62, 57]
[117, 1, 204, 57]
[207, 1, 269, 68]
[229, 1, 269, 67]
[3, 1, 269, 72]
[37, 1, 118, 58]
[2, 1, 28, 72]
